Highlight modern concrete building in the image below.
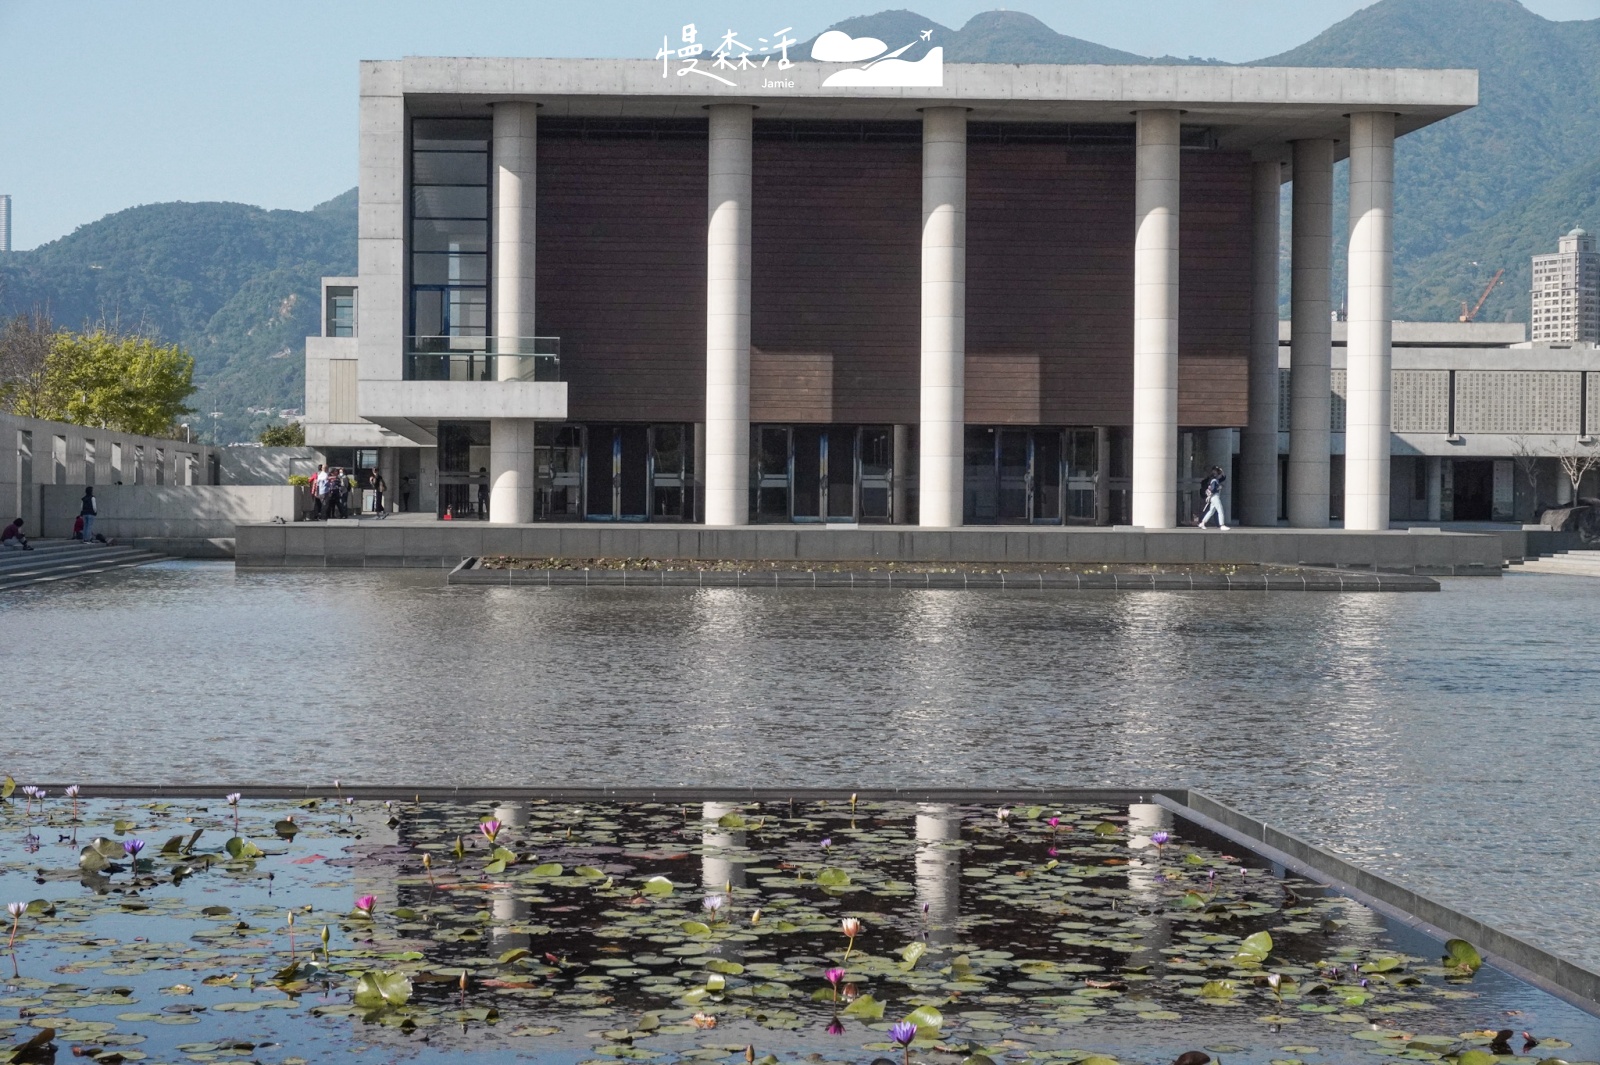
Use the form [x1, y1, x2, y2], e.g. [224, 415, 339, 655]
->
[0, 194, 11, 253]
[1531, 228, 1599, 344]
[1272, 320, 1600, 524]
[306, 52, 1480, 530]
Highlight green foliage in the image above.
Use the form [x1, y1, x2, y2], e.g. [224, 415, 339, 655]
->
[12, 328, 195, 436]
[259, 421, 305, 446]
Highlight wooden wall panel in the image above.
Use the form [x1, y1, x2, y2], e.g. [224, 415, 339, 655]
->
[965, 353, 1041, 424]
[751, 349, 833, 422]
[538, 135, 1252, 429]
[752, 140, 921, 424]
[536, 137, 707, 423]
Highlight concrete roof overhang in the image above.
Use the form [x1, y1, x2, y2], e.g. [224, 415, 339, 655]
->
[376, 57, 1478, 166]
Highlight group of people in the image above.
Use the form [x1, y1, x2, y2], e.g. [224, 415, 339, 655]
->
[309, 464, 388, 520]
[2, 487, 108, 552]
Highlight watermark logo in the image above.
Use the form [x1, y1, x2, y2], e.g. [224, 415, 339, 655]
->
[812, 29, 943, 87]
[656, 23, 942, 89]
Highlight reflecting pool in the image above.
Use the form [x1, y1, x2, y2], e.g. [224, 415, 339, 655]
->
[2, 564, 1599, 971]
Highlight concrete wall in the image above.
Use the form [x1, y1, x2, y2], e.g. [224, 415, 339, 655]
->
[42, 484, 296, 539]
[2, 412, 215, 537]
[218, 446, 323, 485]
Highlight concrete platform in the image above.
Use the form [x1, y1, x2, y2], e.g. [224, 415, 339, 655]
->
[235, 520, 1507, 576]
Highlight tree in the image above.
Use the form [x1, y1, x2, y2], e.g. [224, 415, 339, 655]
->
[1556, 441, 1600, 502]
[259, 422, 306, 447]
[1509, 435, 1544, 514]
[33, 329, 195, 437]
[0, 310, 59, 418]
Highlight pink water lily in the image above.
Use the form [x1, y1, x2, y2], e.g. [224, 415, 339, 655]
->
[479, 819, 502, 844]
[354, 894, 376, 915]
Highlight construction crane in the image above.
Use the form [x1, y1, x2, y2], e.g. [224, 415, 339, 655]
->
[1459, 268, 1504, 322]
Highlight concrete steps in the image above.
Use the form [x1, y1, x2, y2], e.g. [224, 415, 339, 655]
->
[1512, 551, 1600, 578]
[0, 540, 170, 590]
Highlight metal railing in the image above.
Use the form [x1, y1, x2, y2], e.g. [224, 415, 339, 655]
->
[405, 336, 561, 382]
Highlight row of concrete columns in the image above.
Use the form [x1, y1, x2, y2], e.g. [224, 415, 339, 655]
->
[482, 101, 1394, 530]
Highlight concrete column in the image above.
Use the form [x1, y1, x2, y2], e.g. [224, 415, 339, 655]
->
[489, 418, 535, 523]
[1131, 109, 1181, 529]
[1205, 428, 1233, 519]
[1426, 456, 1442, 520]
[892, 423, 909, 523]
[493, 102, 538, 358]
[1345, 112, 1395, 531]
[1240, 160, 1281, 525]
[490, 103, 539, 525]
[920, 107, 967, 528]
[1287, 138, 1334, 528]
[705, 104, 753, 526]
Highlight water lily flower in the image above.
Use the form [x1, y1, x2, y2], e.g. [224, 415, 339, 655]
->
[226, 793, 241, 805]
[824, 967, 846, 987]
[354, 894, 376, 916]
[890, 1021, 918, 1048]
[820, 837, 832, 851]
[703, 895, 726, 921]
[1047, 815, 1061, 835]
[65, 785, 80, 818]
[6, 901, 22, 953]
[1151, 830, 1171, 847]
[840, 917, 863, 962]
[5, 903, 22, 918]
[479, 819, 502, 844]
[997, 807, 1012, 823]
[123, 839, 145, 859]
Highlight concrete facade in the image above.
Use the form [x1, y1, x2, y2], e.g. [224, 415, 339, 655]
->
[42, 484, 296, 540]
[2, 412, 214, 536]
[311, 55, 1476, 530]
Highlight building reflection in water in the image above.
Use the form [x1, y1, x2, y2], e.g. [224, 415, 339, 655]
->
[1123, 802, 1175, 971]
[915, 803, 961, 949]
[489, 801, 530, 953]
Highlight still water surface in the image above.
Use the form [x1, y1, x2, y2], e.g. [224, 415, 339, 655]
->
[3, 563, 1597, 968]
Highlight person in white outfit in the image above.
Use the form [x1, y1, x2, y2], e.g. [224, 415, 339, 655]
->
[1197, 466, 1229, 530]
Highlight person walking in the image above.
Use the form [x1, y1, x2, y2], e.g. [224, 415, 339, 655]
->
[1197, 465, 1229, 530]
[80, 487, 98, 542]
[310, 464, 326, 520]
[369, 468, 387, 519]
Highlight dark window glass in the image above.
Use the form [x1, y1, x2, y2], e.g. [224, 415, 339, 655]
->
[413, 185, 488, 219]
[412, 151, 489, 185]
[412, 118, 491, 150]
[412, 218, 488, 253]
[413, 252, 487, 285]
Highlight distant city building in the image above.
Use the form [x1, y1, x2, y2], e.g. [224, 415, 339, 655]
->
[0, 195, 11, 253]
[1531, 228, 1599, 343]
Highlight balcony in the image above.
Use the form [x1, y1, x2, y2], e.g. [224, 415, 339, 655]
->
[405, 336, 561, 382]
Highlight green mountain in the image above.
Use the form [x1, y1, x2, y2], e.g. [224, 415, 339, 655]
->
[0, 190, 355, 442]
[3, 0, 1596, 441]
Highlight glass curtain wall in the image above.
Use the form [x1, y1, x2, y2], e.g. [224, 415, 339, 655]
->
[750, 425, 893, 524]
[964, 427, 1111, 525]
[410, 118, 490, 369]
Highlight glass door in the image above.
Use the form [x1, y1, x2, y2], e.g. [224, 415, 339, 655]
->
[997, 430, 1030, 522]
[1031, 430, 1063, 524]
[792, 426, 825, 522]
[648, 425, 689, 520]
[858, 427, 892, 522]
[753, 426, 791, 523]
[826, 427, 856, 521]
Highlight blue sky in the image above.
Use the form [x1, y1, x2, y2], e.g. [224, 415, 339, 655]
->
[1, 0, 1593, 250]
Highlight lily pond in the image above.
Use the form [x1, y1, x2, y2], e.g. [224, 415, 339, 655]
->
[1, 796, 1596, 1065]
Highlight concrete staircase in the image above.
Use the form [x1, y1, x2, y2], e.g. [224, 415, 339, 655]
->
[0, 540, 170, 590]
[1511, 550, 1600, 578]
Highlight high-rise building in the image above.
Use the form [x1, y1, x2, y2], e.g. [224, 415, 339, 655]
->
[0, 195, 11, 253]
[1530, 227, 1599, 343]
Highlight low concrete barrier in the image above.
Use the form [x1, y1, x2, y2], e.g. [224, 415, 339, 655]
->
[43, 485, 296, 541]
[236, 522, 1508, 575]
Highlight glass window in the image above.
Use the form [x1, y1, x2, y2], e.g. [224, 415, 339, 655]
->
[326, 286, 356, 337]
[409, 118, 490, 352]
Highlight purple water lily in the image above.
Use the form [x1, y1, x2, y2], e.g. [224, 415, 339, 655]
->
[890, 1021, 918, 1048]
[820, 837, 832, 851]
[824, 967, 845, 987]
[1151, 830, 1171, 847]
[123, 839, 145, 859]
